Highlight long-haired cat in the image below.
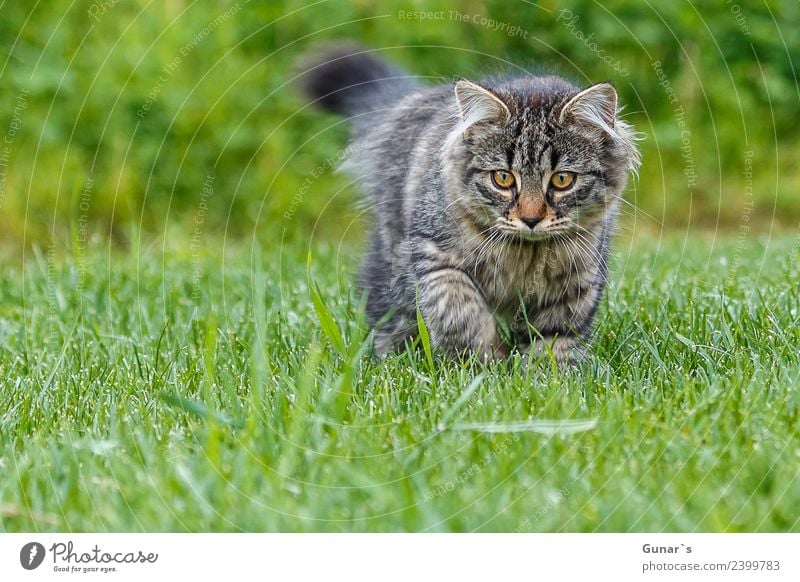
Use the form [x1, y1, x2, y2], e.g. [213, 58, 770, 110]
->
[299, 44, 641, 365]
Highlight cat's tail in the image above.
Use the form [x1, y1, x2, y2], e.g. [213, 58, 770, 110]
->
[296, 43, 418, 117]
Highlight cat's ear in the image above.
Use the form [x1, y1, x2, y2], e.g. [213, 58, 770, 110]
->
[454, 80, 510, 124]
[559, 83, 618, 136]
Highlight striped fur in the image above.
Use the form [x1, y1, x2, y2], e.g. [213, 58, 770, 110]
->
[299, 45, 641, 365]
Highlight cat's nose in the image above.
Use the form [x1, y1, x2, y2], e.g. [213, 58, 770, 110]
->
[520, 216, 543, 229]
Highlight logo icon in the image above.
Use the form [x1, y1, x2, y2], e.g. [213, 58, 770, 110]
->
[20, 542, 46, 570]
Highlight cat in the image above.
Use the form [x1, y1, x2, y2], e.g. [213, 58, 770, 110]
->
[298, 43, 641, 365]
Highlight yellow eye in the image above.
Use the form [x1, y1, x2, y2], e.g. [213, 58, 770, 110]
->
[491, 170, 516, 189]
[550, 171, 576, 190]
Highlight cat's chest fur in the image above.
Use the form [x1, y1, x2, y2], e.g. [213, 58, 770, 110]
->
[461, 237, 585, 315]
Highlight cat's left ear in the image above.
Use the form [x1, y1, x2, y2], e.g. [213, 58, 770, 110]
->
[454, 79, 510, 125]
[558, 83, 618, 136]
[444, 80, 511, 153]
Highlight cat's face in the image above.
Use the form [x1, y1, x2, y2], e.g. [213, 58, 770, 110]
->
[445, 79, 640, 241]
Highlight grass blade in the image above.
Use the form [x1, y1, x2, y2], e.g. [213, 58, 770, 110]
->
[436, 372, 486, 430]
[415, 291, 434, 372]
[161, 393, 242, 429]
[449, 418, 598, 435]
[310, 281, 346, 356]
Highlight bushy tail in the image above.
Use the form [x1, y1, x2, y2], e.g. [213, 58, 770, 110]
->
[297, 43, 418, 117]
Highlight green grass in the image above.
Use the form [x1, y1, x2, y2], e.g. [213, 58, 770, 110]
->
[1, 229, 799, 532]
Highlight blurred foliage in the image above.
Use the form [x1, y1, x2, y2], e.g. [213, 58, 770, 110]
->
[0, 0, 798, 250]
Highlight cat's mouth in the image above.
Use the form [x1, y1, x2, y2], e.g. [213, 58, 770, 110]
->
[494, 217, 574, 242]
[496, 226, 551, 242]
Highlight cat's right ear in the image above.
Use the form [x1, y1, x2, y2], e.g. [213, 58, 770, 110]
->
[558, 83, 618, 136]
[454, 80, 510, 125]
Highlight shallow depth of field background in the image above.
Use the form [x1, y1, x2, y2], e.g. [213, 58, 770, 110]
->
[1, 0, 799, 249]
[1, 1, 799, 533]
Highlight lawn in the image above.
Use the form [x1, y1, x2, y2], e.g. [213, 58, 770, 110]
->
[1, 229, 799, 532]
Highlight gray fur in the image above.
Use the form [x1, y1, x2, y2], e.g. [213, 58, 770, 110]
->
[299, 45, 641, 365]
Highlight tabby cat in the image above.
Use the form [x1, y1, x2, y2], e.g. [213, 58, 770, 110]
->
[299, 44, 640, 365]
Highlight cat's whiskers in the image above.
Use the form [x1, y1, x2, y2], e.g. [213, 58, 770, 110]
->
[441, 193, 471, 216]
[608, 193, 662, 227]
[462, 223, 499, 255]
[567, 230, 609, 276]
[550, 233, 580, 305]
[463, 227, 501, 275]
[480, 231, 505, 275]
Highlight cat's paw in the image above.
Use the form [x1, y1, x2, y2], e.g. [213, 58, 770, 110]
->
[482, 335, 509, 363]
[521, 336, 584, 368]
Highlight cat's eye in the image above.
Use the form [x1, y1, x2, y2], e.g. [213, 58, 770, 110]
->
[550, 171, 576, 190]
[491, 170, 516, 189]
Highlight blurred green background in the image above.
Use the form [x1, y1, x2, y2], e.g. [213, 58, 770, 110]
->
[1, 0, 798, 252]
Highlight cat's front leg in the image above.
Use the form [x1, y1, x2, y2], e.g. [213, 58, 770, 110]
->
[416, 267, 505, 360]
[515, 290, 599, 367]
